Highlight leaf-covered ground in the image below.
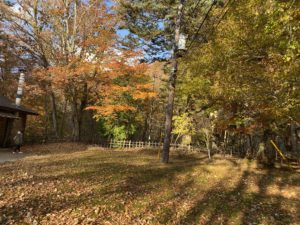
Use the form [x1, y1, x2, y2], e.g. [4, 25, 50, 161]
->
[0, 143, 299, 225]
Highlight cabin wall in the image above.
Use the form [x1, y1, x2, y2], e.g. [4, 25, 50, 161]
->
[0, 111, 28, 147]
[0, 117, 14, 147]
[0, 96, 37, 147]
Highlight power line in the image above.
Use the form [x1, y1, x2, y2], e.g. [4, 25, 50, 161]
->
[187, 0, 216, 51]
[211, 0, 234, 32]
[186, 0, 234, 53]
[178, 0, 234, 77]
[191, 0, 206, 15]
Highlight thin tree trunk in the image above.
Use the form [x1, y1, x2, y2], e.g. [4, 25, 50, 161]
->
[44, 94, 49, 142]
[249, 135, 253, 157]
[71, 83, 88, 142]
[175, 134, 182, 144]
[71, 99, 80, 141]
[245, 134, 251, 158]
[206, 132, 212, 159]
[161, 0, 185, 163]
[50, 91, 59, 138]
[60, 99, 68, 138]
[78, 83, 88, 140]
[224, 130, 228, 155]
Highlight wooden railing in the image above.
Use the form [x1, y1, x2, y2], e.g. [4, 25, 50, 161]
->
[108, 139, 202, 152]
[24, 136, 205, 152]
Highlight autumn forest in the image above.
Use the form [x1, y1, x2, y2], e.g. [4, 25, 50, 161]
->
[0, 0, 299, 224]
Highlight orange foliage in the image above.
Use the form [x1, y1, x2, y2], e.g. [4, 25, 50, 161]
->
[86, 105, 136, 117]
[23, 0, 157, 119]
[132, 91, 157, 100]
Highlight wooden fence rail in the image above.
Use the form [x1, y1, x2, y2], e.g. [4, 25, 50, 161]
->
[108, 139, 202, 152]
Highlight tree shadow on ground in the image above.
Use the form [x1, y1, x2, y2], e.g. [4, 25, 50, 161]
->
[1, 150, 298, 224]
[177, 166, 299, 225]
[0, 152, 205, 224]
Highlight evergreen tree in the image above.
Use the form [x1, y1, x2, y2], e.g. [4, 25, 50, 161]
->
[117, 0, 225, 162]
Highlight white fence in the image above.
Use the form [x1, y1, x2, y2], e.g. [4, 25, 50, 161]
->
[109, 139, 202, 152]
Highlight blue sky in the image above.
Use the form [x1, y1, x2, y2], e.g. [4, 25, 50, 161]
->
[117, 29, 130, 38]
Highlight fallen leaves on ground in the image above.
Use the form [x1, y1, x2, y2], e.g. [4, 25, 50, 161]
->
[0, 143, 299, 225]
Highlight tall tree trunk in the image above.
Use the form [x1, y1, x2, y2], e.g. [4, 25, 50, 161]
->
[71, 83, 88, 142]
[161, 0, 185, 163]
[224, 130, 229, 155]
[245, 134, 251, 158]
[42, 59, 58, 139]
[44, 94, 49, 142]
[71, 98, 80, 142]
[60, 99, 68, 138]
[78, 83, 88, 141]
[50, 91, 59, 138]
[206, 132, 212, 160]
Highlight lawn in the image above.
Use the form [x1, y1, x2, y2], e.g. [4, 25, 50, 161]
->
[0, 143, 299, 225]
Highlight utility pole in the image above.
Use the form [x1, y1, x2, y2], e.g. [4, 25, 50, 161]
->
[161, 0, 185, 163]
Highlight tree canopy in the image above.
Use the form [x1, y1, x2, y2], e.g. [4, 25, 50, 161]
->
[0, 0, 298, 163]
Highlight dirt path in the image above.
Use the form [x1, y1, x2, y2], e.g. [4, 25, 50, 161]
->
[0, 149, 26, 163]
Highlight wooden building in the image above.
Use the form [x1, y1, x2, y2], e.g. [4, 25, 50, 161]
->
[0, 95, 38, 147]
